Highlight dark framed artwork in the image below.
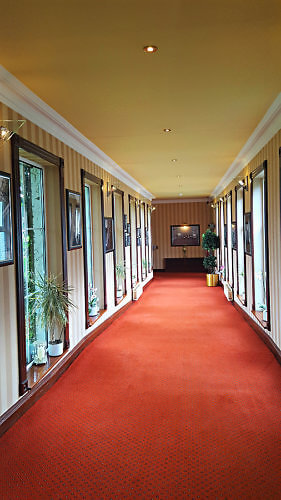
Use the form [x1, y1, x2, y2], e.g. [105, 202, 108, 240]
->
[145, 228, 149, 246]
[123, 214, 127, 231]
[125, 234, 131, 247]
[244, 212, 252, 255]
[231, 222, 237, 249]
[136, 227, 141, 238]
[224, 224, 227, 247]
[170, 224, 200, 247]
[104, 217, 114, 253]
[126, 222, 131, 235]
[0, 171, 13, 266]
[66, 190, 82, 250]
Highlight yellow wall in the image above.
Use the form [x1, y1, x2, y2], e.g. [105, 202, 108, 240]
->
[214, 130, 281, 352]
[151, 201, 213, 269]
[0, 101, 152, 416]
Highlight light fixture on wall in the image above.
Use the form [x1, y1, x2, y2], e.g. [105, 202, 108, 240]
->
[151, 206, 156, 212]
[219, 197, 224, 202]
[106, 182, 117, 197]
[238, 176, 249, 190]
[0, 119, 25, 145]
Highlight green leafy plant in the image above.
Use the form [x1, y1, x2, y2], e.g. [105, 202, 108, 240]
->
[203, 255, 217, 274]
[202, 228, 220, 275]
[29, 274, 76, 344]
[202, 229, 220, 250]
[142, 259, 147, 271]
[116, 262, 126, 288]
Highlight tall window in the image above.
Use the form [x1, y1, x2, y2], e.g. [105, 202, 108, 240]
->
[112, 189, 126, 304]
[147, 206, 152, 272]
[216, 204, 220, 270]
[227, 193, 233, 287]
[129, 196, 138, 287]
[82, 171, 105, 328]
[251, 163, 270, 328]
[220, 201, 224, 274]
[140, 202, 146, 280]
[20, 161, 47, 366]
[12, 136, 67, 395]
[236, 186, 246, 304]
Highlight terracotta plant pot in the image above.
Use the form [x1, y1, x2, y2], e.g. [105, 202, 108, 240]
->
[206, 274, 219, 287]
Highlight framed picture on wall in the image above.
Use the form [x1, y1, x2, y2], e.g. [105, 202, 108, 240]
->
[104, 217, 114, 253]
[125, 234, 131, 247]
[244, 212, 252, 255]
[170, 224, 200, 247]
[126, 222, 131, 235]
[231, 222, 237, 249]
[0, 171, 13, 266]
[136, 227, 141, 238]
[66, 190, 82, 250]
[123, 214, 127, 231]
[224, 224, 227, 247]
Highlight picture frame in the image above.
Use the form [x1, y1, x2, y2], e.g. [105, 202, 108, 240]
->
[231, 222, 237, 249]
[123, 214, 127, 231]
[244, 212, 252, 255]
[125, 234, 131, 247]
[170, 224, 200, 247]
[66, 190, 82, 250]
[0, 171, 13, 266]
[224, 224, 227, 247]
[126, 222, 131, 235]
[136, 227, 141, 239]
[104, 217, 114, 253]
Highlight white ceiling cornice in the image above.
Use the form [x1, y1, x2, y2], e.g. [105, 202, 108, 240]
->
[212, 92, 281, 198]
[152, 197, 211, 204]
[0, 65, 154, 200]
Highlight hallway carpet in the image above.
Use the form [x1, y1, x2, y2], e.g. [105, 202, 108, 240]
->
[1, 274, 281, 499]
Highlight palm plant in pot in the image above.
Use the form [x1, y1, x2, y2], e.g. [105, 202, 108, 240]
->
[30, 273, 76, 357]
[116, 262, 126, 298]
[202, 228, 220, 287]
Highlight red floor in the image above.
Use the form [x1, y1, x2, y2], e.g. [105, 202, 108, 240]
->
[1, 273, 281, 499]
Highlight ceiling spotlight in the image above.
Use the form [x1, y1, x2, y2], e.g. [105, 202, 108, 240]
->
[143, 45, 158, 53]
[171, 159, 177, 162]
[163, 128, 171, 133]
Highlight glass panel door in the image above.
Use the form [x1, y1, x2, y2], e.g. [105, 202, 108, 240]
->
[19, 161, 47, 365]
[84, 184, 94, 294]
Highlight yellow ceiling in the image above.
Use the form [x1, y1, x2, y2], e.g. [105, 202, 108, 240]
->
[1, 0, 281, 198]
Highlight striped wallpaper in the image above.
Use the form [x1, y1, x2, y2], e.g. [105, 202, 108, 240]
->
[0, 102, 152, 416]
[214, 129, 281, 353]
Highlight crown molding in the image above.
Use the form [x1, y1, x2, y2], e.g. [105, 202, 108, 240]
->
[152, 197, 211, 204]
[212, 92, 281, 198]
[0, 65, 153, 200]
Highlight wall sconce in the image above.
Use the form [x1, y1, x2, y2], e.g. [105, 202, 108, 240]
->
[0, 120, 25, 145]
[219, 197, 224, 202]
[238, 176, 249, 190]
[107, 182, 117, 197]
[151, 206, 156, 212]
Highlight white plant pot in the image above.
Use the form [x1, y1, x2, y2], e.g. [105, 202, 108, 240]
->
[263, 310, 268, 321]
[89, 305, 99, 316]
[48, 341, 64, 357]
[117, 288, 123, 298]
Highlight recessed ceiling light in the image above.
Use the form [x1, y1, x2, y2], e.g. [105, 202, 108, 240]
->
[163, 128, 171, 133]
[143, 45, 158, 53]
[171, 159, 177, 162]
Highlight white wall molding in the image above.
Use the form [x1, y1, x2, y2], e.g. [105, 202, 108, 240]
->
[152, 197, 211, 204]
[0, 65, 153, 200]
[212, 93, 281, 198]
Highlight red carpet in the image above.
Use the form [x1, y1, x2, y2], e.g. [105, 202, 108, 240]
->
[1, 273, 281, 499]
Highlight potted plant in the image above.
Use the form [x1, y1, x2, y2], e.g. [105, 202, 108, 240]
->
[142, 258, 147, 279]
[30, 274, 76, 357]
[116, 262, 126, 298]
[88, 287, 99, 316]
[202, 228, 220, 287]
